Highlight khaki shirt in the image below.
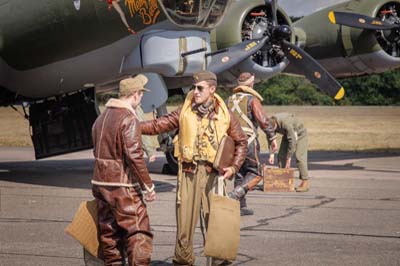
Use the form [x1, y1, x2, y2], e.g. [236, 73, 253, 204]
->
[272, 113, 306, 157]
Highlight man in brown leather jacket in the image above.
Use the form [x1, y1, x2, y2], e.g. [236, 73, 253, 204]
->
[141, 71, 248, 266]
[91, 75, 156, 266]
[227, 72, 277, 216]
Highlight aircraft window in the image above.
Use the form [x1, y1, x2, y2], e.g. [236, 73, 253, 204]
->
[159, 0, 231, 29]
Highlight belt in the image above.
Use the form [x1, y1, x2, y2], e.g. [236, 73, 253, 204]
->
[181, 161, 215, 174]
[91, 180, 141, 188]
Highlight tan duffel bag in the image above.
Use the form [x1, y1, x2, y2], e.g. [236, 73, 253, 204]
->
[204, 176, 240, 261]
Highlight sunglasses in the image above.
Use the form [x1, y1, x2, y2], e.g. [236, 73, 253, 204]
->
[191, 84, 207, 92]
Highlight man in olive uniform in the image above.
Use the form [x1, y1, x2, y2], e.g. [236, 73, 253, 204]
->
[136, 105, 157, 162]
[140, 71, 248, 266]
[227, 72, 277, 216]
[268, 113, 309, 192]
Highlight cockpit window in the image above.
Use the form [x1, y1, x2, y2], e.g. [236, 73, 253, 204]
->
[158, 0, 231, 29]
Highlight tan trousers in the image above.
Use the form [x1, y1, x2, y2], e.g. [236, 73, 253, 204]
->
[173, 162, 218, 266]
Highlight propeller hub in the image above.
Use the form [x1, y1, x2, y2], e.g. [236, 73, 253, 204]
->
[273, 25, 292, 41]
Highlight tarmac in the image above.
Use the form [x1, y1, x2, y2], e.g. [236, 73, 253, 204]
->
[0, 147, 399, 266]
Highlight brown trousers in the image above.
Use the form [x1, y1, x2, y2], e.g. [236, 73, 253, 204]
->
[173, 162, 218, 266]
[92, 185, 153, 266]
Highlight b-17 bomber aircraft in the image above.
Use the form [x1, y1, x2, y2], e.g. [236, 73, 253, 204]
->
[0, 0, 399, 164]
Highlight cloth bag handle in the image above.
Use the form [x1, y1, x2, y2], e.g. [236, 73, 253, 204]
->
[217, 176, 226, 196]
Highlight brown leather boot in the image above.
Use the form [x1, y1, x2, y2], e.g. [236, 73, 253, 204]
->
[296, 180, 309, 192]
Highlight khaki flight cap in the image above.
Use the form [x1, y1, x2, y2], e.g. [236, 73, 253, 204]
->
[193, 70, 217, 83]
[119, 74, 150, 94]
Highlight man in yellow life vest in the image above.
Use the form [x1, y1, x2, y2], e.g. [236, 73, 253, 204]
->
[140, 71, 248, 266]
[227, 72, 278, 216]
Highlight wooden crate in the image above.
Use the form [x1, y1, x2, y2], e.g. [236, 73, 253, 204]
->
[263, 166, 295, 192]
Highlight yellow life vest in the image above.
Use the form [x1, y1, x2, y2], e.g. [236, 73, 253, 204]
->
[174, 91, 231, 164]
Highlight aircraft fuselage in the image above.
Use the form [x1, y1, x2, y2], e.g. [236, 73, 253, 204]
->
[0, 0, 167, 98]
[0, 0, 165, 70]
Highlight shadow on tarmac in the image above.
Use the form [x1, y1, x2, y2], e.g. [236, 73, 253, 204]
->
[0, 158, 175, 192]
[260, 151, 400, 172]
[150, 261, 173, 266]
[0, 151, 398, 189]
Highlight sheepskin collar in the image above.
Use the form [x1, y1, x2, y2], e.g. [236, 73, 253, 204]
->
[105, 98, 136, 115]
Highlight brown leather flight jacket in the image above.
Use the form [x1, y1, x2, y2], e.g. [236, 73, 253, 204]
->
[92, 99, 153, 191]
[250, 97, 275, 139]
[140, 105, 248, 173]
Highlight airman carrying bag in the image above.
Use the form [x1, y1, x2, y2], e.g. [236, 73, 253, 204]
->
[204, 176, 240, 261]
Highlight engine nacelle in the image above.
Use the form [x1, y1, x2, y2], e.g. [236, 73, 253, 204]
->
[292, 0, 400, 78]
[213, 0, 293, 85]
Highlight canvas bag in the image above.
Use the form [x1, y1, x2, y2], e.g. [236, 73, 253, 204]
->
[65, 200, 100, 257]
[204, 176, 240, 261]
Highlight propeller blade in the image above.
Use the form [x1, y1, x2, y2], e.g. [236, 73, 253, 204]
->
[328, 11, 397, 31]
[208, 36, 270, 74]
[281, 40, 345, 100]
[268, 0, 278, 26]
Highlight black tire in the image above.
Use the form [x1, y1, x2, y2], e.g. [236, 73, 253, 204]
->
[165, 147, 178, 175]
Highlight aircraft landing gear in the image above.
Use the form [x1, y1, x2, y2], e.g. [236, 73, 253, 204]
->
[163, 140, 178, 175]
[154, 105, 179, 175]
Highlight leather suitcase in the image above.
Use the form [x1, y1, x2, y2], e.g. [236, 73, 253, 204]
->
[213, 135, 235, 173]
[263, 166, 295, 192]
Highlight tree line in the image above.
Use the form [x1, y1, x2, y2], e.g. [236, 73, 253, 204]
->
[99, 69, 400, 106]
[203, 70, 400, 105]
[231, 69, 400, 106]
